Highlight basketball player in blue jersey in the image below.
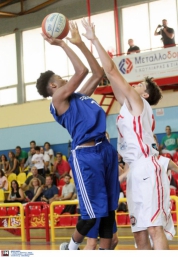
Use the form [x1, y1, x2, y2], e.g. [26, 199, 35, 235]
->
[36, 22, 119, 250]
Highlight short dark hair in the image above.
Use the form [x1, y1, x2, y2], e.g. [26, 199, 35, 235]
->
[30, 140, 36, 145]
[64, 174, 71, 179]
[166, 125, 171, 130]
[145, 77, 162, 105]
[44, 142, 51, 147]
[36, 70, 54, 98]
[0, 154, 7, 162]
[35, 146, 40, 151]
[16, 146, 21, 150]
[56, 152, 62, 157]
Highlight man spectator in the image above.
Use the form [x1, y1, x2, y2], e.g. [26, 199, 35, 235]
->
[160, 126, 178, 156]
[41, 175, 58, 204]
[31, 146, 44, 176]
[53, 152, 71, 181]
[15, 146, 28, 168]
[127, 39, 140, 54]
[58, 174, 76, 214]
[44, 142, 54, 171]
[154, 19, 175, 48]
[40, 147, 50, 175]
[21, 166, 45, 190]
[28, 140, 36, 157]
[22, 147, 36, 174]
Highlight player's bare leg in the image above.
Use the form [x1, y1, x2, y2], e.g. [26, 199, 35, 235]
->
[148, 226, 169, 250]
[134, 230, 152, 250]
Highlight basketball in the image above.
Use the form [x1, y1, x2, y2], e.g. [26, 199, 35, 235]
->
[42, 13, 69, 39]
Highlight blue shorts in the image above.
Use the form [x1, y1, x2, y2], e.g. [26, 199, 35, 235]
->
[87, 218, 117, 238]
[69, 137, 120, 220]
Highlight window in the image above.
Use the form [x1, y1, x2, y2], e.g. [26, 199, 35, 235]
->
[122, 4, 150, 53]
[25, 84, 43, 101]
[0, 88, 17, 105]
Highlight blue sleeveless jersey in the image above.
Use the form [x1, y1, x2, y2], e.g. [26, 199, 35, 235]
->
[50, 93, 106, 149]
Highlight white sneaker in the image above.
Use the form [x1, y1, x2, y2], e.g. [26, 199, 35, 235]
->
[59, 242, 69, 250]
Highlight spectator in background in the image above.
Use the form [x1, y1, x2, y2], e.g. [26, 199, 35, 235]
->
[160, 126, 178, 156]
[31, 146, 44, 176]
[154, 19, 175, 48]
[25, 178, 43, 202]
[28, 140, 36, 157]
[40, 147, 50, 176]
[5, 180, 25, 203]
[22, 147, 36, 174]
[15, 146, 28, 168]
[0, 154, 9, 173]
[41, 175, 58, 204]
[127, 39, 140, 54]
[44, 142, 54, 171]
[53, 152, 71, 181]
[7, 151, 20, 176]
[58, 174, 76, 214]
[0, 170, 8, 191]
[21, 166, 45, 190]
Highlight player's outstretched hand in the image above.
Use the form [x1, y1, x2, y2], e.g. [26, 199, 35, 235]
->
[81, 18, 97, 41]
[66, 21, 82, 45]
[41, 33, 65, 47]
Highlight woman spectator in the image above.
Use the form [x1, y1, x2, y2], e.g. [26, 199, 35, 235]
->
[0, 169, 8, 191]
[0, 154, 9, 173]
[8, 151, 20, 176]
[26, 178, 43, 202]
[5, 180, 24, 203]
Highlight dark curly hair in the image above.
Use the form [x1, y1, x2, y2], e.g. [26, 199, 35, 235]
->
[145, 77, 162, 105]
[36, 70, 55, 98]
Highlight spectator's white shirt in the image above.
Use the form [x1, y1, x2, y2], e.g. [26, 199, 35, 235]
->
[32, 153, 44, 169]
[44, 149, 54, 164]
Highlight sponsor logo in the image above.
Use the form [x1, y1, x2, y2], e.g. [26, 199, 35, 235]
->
[130, 215, 137, 226]
[118, 58, 133, 74]
[1, 251, 9, 256]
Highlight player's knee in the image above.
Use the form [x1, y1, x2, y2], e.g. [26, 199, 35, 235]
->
[85, 238, 97, 250]
[99, 211, 115, 238]
[148, 226, 164, 239]
[76, 218, 96, 236]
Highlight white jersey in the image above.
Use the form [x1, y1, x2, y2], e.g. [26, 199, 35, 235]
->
[117, 98, 158, 164]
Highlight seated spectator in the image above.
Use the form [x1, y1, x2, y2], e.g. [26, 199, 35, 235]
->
[57, 174, 76, 214]
[0, 154, 9, 173]
[44, 142, 54, 171]
[41, 175, 58, 204]
[127, 39, 140, 54]
[40, 147, 50, 176]
[160, 126, 178, 156]
[22, 147, 36, 174]
[7, 151, 20, 176]
[21, 166, 45, 190]
[25, 178, 43, 202]
[0, 170, 8, 191]
[5, 180, 25, 203]
[53, 152, 71, 181]
[31, 146, 44, 176]
[28, 140, 36, 157]
[15, 146, 28, 168]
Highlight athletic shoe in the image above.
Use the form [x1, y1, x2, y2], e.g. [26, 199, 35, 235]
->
[60, 242, 69, 250]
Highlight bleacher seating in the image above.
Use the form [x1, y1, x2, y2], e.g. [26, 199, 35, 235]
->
[59, 213, 72, 226]
[0, 189, 5, 202]
[7, 207, 18, 215]
[17, 173, 26, 186]
[7, 173, 17, 183]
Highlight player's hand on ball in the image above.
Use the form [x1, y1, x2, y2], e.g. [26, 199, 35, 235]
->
[81, 18, 96, 41]
[66, 21, 82, 45]
[41, 32, 65, 47]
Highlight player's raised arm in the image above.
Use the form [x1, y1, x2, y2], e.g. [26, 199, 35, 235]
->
[66, 21, 104, 96]
[41, 33, 88, 102]
[81, 19, 143, 114]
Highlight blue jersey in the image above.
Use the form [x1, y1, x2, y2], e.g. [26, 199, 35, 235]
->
[50, 93, 106, 149]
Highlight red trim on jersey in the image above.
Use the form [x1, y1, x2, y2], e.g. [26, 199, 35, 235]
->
[151, 156, 160, 222]
[116, 115, 124, 138]
[138, 116, 142, 140]
[133, 117, 147, 158]
[152, 114, 155, 132]
[146, 144, 150, 156]
[117, 127, 123, 138]
[117, 115, 124, 120]
[155, 157, 167, 219]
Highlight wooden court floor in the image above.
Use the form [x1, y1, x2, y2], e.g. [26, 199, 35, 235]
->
[0, 228, 177, 250]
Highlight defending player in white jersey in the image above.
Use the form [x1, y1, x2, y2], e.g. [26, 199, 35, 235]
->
[81, 19, 171, 250]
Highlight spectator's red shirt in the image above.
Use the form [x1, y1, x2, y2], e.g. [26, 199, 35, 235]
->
[55, 159, 70, 176]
